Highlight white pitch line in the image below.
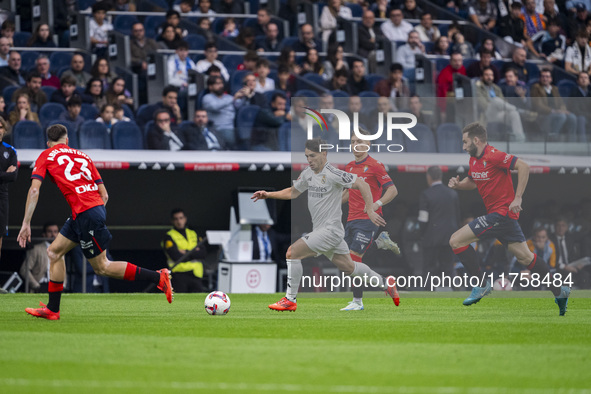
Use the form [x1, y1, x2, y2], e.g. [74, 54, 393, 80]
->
[1, 378, 589, 394]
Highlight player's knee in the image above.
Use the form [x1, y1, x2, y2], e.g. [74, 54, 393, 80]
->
[46, 247, 62, 262]
[92, 259, 110, 276]
[286, 246, 292, 260]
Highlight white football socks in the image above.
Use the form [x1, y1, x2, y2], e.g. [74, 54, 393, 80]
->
[351, 262, 385, 289]
[286, 259, 302, 302]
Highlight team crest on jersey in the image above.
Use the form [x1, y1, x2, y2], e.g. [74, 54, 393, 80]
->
[321, 175, 326, 184]
[363, 166, 369, 173]
[483, 161, 487, 167]
[3, 152, 8, 159]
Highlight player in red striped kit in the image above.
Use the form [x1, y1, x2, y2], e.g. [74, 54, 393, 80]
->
[18, 124, 173, 320]
[341, 129, 401, 311]
[448, 122, 570, 315]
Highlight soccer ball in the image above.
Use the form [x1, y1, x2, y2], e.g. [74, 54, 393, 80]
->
[204, 291, 231, 315]
[493, 278, 513, 291]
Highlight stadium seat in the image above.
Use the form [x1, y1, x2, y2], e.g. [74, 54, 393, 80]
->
[2, 85, 18, 104]
[12, 121, 45, 149]
[486, 121, 509, 141]
[21, 51, 40, 72]
[48, 119, 79, 149]
[279, 36, 299, 51]
[527, 78, 539, 88]
[435, 58, 449, 72]
[114, 15, 139, 36]
[39, 103, 66, 129]
[436, 123, 463, 153]
[111, 122, 144, 149]
[80, 103, 99, 121]
[222, 55, 244, 74]
[491, 60, 506, 71]
[278, 122, 291, 152]
[49, 52, 73, 74]
[144, 15, 166, 38]
[230, 70, 250, 94]
[59, 29, 70, 48]
[78, 0, 95, 10]
[366, 74, 385, 91]
[263, 89, 286, 105]
[41, 86, 57, 99]
[524, 62, 540, 80]
[57, 65, 71, 78]
[212, 18, 227, 34]
[185, 34, 206, 50]
[301, 73, 327, 90]
[331, 89, 349, 98]
[121, 104, 135, 121]
[359, 91, 379, 112]
[136, 104, 156, 130]
[14, 32, 31, 47]
[143, 120, 154, 148]
[557, 79, 577, 98]
[423, 42, 434, 54]
[195, 89, 209, 110]
[346, 3, 363, 17]
[79, 121, 111, 149]
[294, 89, 319, 98]
[405, 123, 436, 153]
[359, 90, 379, 98]
[235, 105, 260, 147]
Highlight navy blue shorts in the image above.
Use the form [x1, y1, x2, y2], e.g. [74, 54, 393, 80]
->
[345, 219, 378, 255]
[60, 205, 112, 259]
[468, 212, 526, 245]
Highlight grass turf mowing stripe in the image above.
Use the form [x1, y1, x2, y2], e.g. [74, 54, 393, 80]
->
[1, 293, 590, 393]
[2, 378, 591, 394]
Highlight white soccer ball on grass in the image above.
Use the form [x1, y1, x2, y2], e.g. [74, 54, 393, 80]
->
[493, 278, 513, 291]
[204, 291, 231, 315]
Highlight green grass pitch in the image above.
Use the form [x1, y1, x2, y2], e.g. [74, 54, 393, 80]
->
[1, 292, 590, 394]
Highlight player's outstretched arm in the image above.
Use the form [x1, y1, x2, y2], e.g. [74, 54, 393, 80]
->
[17, 179, 42, 248]
[352, 178, 386, 227]
[448, 175, 477, 191]
[373, 184, 398, 211]
[509, 159, 530, 213]
[252, 187, 301, 201]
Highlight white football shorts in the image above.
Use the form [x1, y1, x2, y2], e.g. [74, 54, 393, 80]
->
[301, 226, 349, 261]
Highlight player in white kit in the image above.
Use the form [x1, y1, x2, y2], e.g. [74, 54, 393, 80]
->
[252, 138, 398, 311]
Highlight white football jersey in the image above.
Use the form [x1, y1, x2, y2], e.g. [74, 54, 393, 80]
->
[293, 163, 357, 233]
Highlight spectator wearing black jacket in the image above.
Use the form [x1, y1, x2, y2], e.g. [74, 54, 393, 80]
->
[147, 109, 185, 150]
[181, 109, 226, 151]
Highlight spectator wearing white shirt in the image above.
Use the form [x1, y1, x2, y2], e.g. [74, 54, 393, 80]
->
[564, 29, 591, 75]
[395, 31, 426, 70]
[167, 41, 196, 88]
[254, 58, 275, 93]
[319, 0, 353, 43]
[195, 43, 230, 81]
[381, 8, 414, 42]
[414, 12, 441, 43]
[89, 3, 113, 57]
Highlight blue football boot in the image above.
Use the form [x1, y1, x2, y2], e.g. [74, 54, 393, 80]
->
[555, 286, 571, 316]
[463, 280, 492, 306]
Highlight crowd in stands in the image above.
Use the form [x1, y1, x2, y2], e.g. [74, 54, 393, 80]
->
[0, 0, 590, 151]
